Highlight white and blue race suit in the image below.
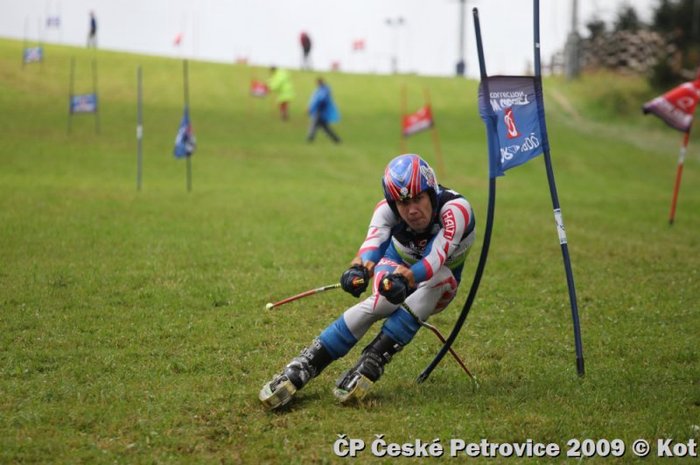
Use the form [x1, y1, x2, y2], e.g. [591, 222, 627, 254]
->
[319, 186, 476, 360]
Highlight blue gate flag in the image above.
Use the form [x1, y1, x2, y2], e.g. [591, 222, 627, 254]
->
[23, 46, 43, 64]
[478, 76, 547, 177]
[70, 93, 98, 113]
[46, 16, 61, 28]
[174, 106, 196, 158]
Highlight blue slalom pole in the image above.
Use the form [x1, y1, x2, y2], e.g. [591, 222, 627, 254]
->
[417, 7, 496, 384]
[533, 0, 585, 376]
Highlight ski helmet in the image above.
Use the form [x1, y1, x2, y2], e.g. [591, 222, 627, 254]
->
[382, 154, 440, 211]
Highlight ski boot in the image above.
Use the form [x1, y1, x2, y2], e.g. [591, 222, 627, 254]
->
[333, 332, 402, 403]
[259, 338, 332, 410]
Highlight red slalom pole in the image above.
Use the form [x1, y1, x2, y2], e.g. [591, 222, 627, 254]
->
[669, 131, 690, 225]
[400, 83, 408, 153]
[420, 320, 477, 382]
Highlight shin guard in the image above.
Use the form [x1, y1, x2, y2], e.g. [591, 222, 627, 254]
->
[333, 331, 403, 403]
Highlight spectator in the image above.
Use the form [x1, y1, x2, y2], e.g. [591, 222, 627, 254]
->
[268, 66, 295, 121]
[87, 11, 97, 48]
[300, 32, 312, 70]
[307, 77, 341, 143]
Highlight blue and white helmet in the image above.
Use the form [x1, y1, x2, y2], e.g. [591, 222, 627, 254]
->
[382, 154, 440, 209]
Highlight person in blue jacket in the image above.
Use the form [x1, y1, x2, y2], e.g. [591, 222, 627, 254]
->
[306, 78, 341, 143]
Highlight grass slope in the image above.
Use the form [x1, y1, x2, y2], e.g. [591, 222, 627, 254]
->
[0, 39, 698, 464]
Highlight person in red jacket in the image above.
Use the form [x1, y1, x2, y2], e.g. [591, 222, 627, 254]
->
[300, 32, 312, 70]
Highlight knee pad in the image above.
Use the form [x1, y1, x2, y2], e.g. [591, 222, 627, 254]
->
[319, 316, 358, 359]
[381, 307, 421, 346]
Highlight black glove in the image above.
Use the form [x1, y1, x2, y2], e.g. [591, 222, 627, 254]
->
[379, 274, 409, 305]
[340, 264, 369, 297]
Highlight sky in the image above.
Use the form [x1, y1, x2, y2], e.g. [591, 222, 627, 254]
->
[1, 0, 659, 78]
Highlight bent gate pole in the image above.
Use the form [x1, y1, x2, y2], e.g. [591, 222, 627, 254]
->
[533, 0, 584, 376]
[417, 7, 495, 384]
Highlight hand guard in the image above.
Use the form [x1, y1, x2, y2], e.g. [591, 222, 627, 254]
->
[379, 274, 409, 305]
[340, 265, 369, 298]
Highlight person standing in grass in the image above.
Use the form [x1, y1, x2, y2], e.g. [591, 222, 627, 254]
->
[267, 66, 295, 121]
[300, 32, 312, 70]
[306, 77, 341, 144]
[87, 11, 97, 48]
[260, 153, 476, 409]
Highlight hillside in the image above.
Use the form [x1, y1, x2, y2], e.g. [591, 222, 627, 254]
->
[1, 39, 698, 464]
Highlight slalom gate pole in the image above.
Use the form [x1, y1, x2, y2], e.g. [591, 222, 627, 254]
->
[22, 18, 27, 68]
[67, 56, 75, 134]
[400, 83, 408, 153]
[402, 301, 476, 383]
[38, 17, 44, 70]
[92, 57, 100, 134]
[247, 70, 253, 117]
[183, 59, 192, 193]
[136, 66, 143, 191]
[424, 87, 446, 179]
[417, 7, 495, 383]
[533, 0, 584, 376]
[668, 131, 690, 225]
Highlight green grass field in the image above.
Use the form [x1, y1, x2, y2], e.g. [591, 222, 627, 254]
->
[1, 39, 698, 464]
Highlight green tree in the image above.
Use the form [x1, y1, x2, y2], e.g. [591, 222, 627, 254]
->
[650, 0, 700, 87]
[585, 17, 607, 40]
[613, 6, 642, 32]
